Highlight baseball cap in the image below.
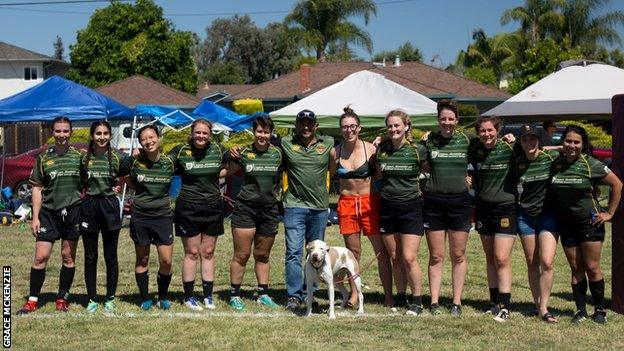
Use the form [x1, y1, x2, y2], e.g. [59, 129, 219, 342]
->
[520, 123, 540, 139]
[296, 109, 316, 122]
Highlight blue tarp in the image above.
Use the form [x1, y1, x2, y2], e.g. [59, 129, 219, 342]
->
[193, 100, 255, 132]
[135, 104, 195, 129]
[0, 76, 133, 123]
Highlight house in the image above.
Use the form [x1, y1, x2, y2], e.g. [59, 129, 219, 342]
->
[196, 82, 257, 103]
[0, 41, 69, 99]
[224, 61, 511, 114]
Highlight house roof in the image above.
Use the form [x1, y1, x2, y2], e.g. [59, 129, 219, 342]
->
[229, 61, 511, 103]
[96, 75, 201, 108]
[0, 41, 62, 62]
[196, 82, 257, 99]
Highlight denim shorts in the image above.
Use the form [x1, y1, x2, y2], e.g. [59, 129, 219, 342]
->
[516, 209, 558, 236]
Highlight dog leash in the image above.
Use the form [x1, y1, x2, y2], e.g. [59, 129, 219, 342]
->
[330, 247, 385, 285]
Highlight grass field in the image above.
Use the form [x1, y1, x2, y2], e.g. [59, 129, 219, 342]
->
[2, 217, 622, 350]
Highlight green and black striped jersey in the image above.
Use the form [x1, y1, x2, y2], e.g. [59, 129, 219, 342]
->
[376, 141, 427, 202]
[468, 139, 517, 204]
[424, 130, 470, 194]
[234, 143, 283, 205]
[81, 149, 123, 196]
[119, 154, 175, 218]
[30, 146, 83, 210]
[515, 150, 558, 216]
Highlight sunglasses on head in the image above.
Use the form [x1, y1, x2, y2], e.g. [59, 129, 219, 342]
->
[297, 110, 315, 119]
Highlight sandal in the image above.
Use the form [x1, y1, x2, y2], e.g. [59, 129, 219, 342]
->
[541, 312, 558, 324]
[345, 298, 358, 309]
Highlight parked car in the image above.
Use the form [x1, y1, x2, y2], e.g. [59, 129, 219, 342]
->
[0, 143, 87, 204]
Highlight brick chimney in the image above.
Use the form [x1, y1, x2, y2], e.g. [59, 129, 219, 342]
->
[299, 64, 311, 93]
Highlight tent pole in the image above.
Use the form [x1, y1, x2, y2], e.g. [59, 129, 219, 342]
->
[119, 115, 137, 218]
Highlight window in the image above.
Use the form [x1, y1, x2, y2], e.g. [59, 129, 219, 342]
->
[24, 66, 38, 80]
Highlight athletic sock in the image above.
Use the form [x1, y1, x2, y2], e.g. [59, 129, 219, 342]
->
[183, 280, 195, 300]
[572, 279, 588, 313]
[203, 280, 214, 298]
[498, 292, 511, 310]
[257, 284, 269, 296]
[58, 265, 75, 300]
[230, 284, 241, 298]
[410, 295, 423, 306]
[489, 287, 499, 305]
[588, 279, 605, 310]
[29, 267, 46, 299]
[157, 272, 172, 301]
[135, 271, 150, 302]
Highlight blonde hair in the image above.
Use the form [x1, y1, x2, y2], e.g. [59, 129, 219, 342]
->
[385, 109, 412, 141]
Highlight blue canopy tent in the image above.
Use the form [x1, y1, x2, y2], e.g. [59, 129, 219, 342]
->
[0, 75, 133, 194]
[193, 100, 256, 132]
[134, 104, 232, 132]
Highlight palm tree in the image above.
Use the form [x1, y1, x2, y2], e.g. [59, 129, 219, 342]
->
[285, 0, 376, 62]
[457, 29, 526, 80]
[562, 0, 624, 50]
[500, 0, 565, 44]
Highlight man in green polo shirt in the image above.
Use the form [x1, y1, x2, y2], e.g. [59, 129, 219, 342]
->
[281, 109, 335, 311]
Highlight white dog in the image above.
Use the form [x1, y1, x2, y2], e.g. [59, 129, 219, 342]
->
[305, 240, 364, 319]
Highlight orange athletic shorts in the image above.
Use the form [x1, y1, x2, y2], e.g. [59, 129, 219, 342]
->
[337, 193, 380, 236]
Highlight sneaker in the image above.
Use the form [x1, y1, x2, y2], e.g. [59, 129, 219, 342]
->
[430, 303, 442, 315]
[571, 310, 588, 324]
[450, 304, 462, 317]
[229, 296, 246, 311]
[86, 299, 98, 313]
[591, 309, 607, 324]
[104, 298, 116, 313]
[156, 299, 171, 310]
[257, 294, 279, 308]
[406, 303, 423, 316]
[493, 308, 510, 322]
[285, 297, 301, 312]
[18, 300, 38, 315]
[140, 300, 153, 311]
[204, 296, 216, 310]
[184, 296, 203, 311]
[55, 298, 69, 312]
[484, 303, 500, 315]
[391, 298, 409, 312]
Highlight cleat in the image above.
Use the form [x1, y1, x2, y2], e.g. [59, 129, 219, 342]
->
[55, 298, 69, 312]
[406, 303, 423, 316]
[450, 304, 462, 317]
[104, 298, 116, 313]
[140, 300, 153, 311]
[571, 310, 588, 324]
[256, 294, 279, 308]
[484, 303, 500, 315]
[17, 300, 38, 315]
[494, 308, 510, 322]
[591, 309, 607, 324]
[229, 296, 246, 311]
[86, 299, 98, 313]
[430, 303, 442, 315]
[203, 296, 216, 309]
[184, 296, 203, 311]
[156, 299, 171, 310]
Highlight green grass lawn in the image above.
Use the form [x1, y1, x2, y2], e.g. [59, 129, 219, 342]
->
[2, 219, 622, 350]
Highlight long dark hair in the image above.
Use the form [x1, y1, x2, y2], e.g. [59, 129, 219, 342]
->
[562, 124, 593, 156]
[137, 124, 160, 159]
[51, 116, 72, 131]
[82, 120, 116, 187]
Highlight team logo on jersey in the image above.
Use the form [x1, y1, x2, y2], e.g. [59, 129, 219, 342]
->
[379, 152, 387, 159]
[186, 150, 192, 156]
[316, 144, 326, 154]
[292, 145, 301, 152]
[477, 149, 484, 156]
[137, 174, 145, 182]
[247, 153, 256, 159]
[246, 164, 254, 172]
[137, 162, 147, 169]
[46, 160, 55, 167]
[49, 171, 58, 179]
[430, 150, 439, 159]
[380, 163, 387, 171]
[185, 162, 194, 170]
[88, 160, 94, 167]
[500, 218, 510, 228]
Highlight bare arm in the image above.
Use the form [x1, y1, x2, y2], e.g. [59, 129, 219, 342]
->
[328, 147, 337, 177]
[594, 172, 623, 225]
[220, 161, 241, 178]
[30, 185, 42, 237]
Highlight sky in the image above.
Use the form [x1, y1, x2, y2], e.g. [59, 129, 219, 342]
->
[0, 0, 623, 68]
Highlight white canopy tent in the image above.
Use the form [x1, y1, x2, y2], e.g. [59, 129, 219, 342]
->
[270, 70, 438, 129]
[483, 62, 624, 121]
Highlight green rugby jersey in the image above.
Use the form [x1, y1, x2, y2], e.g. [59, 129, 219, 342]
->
[81, 149, 123, 196]
[168, 142, 226, 202]
[550, 153, 610, 218]
[376, 141, 427, 202]
[30, 146, 83, 210]
[119, 154, 175, 218]
[280, 134, 334, 210]
[235, 143, 283, 205]
[468, 139, 517, 204]
[515, 150, 557, 216]
[424, 130, 470, 194]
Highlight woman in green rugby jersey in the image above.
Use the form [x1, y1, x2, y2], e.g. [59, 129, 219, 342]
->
[550, 125, 621, 324]
[222, 115, 282, 310]
[80, 121, 124, 313]
[18, 116, 83, 314]
[375, 110, 428, 315]
[168, 119, 228, 311]
[468, 116, 518, 322]
[119, 125, 175, 311]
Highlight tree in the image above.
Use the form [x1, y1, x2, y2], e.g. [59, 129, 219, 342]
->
[285, 0, 376, 61]
[373, 42, 423, 63]
[500, 0, 564, 44]
[53, 36, 64, 61]
[196, 16, 300, 84]
[562, 0, 624, 52]
[67, 0, 197, 94]
[508, 38, 582, 94]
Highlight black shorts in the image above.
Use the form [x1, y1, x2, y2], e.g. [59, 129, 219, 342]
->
[174, 198, 224, 237]
[424, 191, 473, 232]
[379, 197, 424, 235]
[475, 201, 517, 236]
[130, 213, 173, 246]
[557, 214, 605, 247]
[231, 200, 280, 236]
[79, 195, 121, 234]
[37, 204, 81, 242]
